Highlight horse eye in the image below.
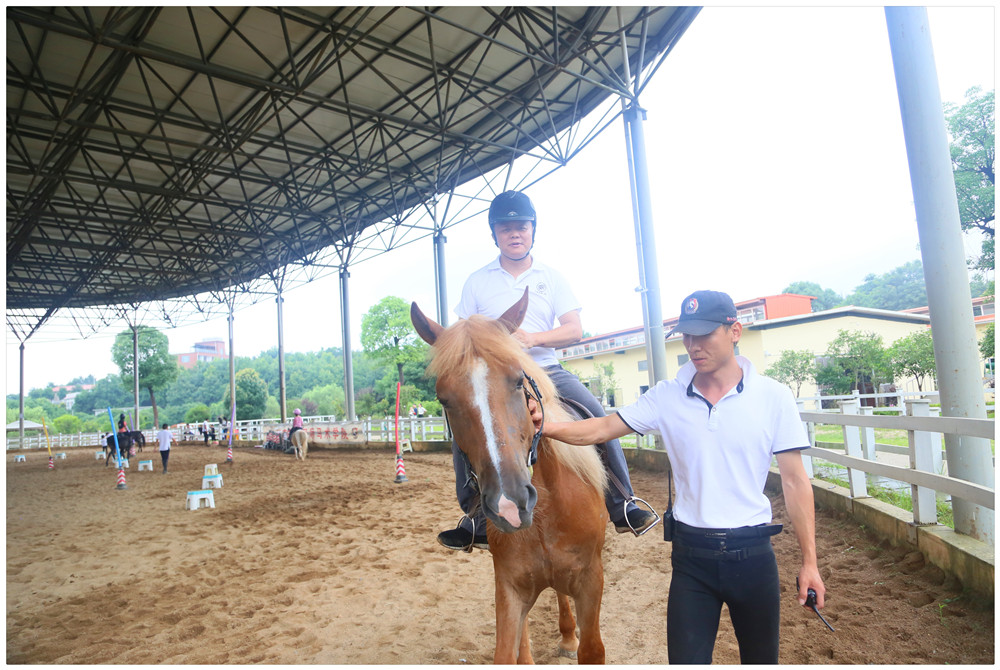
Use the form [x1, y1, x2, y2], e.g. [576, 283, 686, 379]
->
[514, 378, 524, 391]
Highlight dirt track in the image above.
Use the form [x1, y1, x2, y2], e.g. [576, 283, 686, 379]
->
[5, 445, 994, 664]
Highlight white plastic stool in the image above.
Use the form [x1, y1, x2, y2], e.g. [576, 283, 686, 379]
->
[400, 438, 413, 453]
[95, 450, 105, 460]
[14, 454, 26, 462]
[186, 489, 215, 510]
[118, 458, 129, 469]
[202, 473, 223, 489]
[204, 463, 219, 476]
[56, 452, 67, 460]
[138, 460, 154, 472]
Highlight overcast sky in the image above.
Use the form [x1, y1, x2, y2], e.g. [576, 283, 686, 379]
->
[6, 5, 995, 394]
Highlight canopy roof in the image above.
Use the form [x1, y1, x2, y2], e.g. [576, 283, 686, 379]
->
[7, 6, 699, 320]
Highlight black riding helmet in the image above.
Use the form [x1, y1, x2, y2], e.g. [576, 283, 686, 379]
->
[488, 190, 537, 249]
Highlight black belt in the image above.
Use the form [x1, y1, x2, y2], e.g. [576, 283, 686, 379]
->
[675, 520, 783, 539]
[671, 542, 774, 561]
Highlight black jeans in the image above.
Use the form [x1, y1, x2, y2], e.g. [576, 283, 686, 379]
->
[160, 449, 169, 471]
[668, 527, 781, 664]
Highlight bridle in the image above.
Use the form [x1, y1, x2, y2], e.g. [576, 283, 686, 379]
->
[446, 370, 545, 498]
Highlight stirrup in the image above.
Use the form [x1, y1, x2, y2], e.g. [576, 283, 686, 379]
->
[452, 514, 488, 553]
[619, 496, 661, 536]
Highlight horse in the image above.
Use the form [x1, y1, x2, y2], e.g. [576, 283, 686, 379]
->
[104, 432, 133, 466]
[290, 428, 308, 460]
[411, 288, 609, 664]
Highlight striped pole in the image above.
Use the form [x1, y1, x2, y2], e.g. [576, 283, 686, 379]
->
[41, 417, 54, 469]
[393, 382, 408, 483]
[225, 400, 236, 462]
[116, 468, 127, 489]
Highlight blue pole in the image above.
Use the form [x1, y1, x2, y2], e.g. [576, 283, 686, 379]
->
[106, 407, 123, 469]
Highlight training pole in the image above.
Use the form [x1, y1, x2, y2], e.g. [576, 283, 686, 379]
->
[393, 381, 408, 483]
[106, 407, 127, 490]
[226, 401, 235, 463]
[41, 417, 53, 469]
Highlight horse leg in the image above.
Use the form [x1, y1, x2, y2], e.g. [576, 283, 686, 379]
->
[518, 616, 533, 664]
[572, 566, 606, 664]
[494, 583, 531, 664]
[556, 593, 579, 659]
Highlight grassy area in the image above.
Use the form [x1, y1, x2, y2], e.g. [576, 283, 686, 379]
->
[812, 423, 994, 453]
[813, 469, 955, 529]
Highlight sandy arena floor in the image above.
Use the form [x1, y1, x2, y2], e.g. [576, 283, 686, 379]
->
[5, 444, 994, 664]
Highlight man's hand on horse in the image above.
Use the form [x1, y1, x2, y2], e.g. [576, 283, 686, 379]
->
[512, 328, 537, 350]
[528, 397, 543, 432]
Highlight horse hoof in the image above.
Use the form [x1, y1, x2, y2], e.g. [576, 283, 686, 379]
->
[557, 648, 577, 660]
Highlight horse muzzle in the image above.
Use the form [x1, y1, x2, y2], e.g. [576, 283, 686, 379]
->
[483, 479, 537, 533]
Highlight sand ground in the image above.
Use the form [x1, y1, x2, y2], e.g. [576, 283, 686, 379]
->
[6, 444, 994, 664]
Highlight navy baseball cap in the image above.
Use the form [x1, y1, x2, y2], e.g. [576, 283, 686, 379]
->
[666, 290, 738, 337]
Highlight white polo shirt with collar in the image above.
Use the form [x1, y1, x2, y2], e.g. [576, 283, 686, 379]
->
[616, 356, 808, 529]
[455, 256, 580, 368]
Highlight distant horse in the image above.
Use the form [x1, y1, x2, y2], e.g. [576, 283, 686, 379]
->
[411, 289, 609, 664]
[290, 428, 308, 460]
[105, 432, 134, 466]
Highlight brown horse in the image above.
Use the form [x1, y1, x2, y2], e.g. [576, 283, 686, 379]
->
[411, 289, 609, 664]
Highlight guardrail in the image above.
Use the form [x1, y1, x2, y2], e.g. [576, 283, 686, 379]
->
[796, 397, 995, 526]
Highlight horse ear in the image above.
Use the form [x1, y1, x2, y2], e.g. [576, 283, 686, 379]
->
[498, 287, 530, 334]
[410, 301, 443, 345]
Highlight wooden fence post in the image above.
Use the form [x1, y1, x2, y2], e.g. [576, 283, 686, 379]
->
[905, 398, 938, 524]
[840, 400, 868, 498]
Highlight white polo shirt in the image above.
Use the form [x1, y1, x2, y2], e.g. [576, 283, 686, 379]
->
[455, 256, 580, 367]
[616, 356, 808, 529]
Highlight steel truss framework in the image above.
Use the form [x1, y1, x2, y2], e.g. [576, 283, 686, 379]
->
[7, 5, 699, 344]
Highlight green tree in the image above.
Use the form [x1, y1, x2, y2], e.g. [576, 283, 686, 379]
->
[783, 281, 843, 312]
[302, 383, 346, 418]
[887, 330, 937, 392]
[764, 350, 816, 397]
[824, 329, 892, 393]
[944, 86, 994, 273]
[980, 323, 995, 381]
[52, 414, 82, 435]
[844, 261, 928, 311]
[72, 374, 133, 415]
[360, 296, 426, 386]
[223, 368, 269, 421]
[184, 403, 211, 424]
[111, 326, 179, 428]
[813, 359, 853, 396]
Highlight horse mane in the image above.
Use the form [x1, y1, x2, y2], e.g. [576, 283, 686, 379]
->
[427, 315, 608, 495]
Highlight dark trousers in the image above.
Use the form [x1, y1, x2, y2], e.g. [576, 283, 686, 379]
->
[160, 449, 169, 471]
[667, 528, 781, 664]
[452, 365, 638, 529]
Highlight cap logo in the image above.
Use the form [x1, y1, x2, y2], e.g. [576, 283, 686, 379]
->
[506, 209, 518, 217]
[684, 298, 699, 315]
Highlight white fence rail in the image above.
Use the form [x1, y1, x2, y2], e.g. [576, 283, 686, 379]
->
[796, 397, 995, 526]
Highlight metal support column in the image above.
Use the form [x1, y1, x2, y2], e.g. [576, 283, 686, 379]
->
[276, 291, 287, 423]
[340, 268, 356, 421]
[433, 230, 449, 327]
[228, 307, 236, 423]
[886, 6, 994, 543]
[132, 324, 140, 429]
[19, 342, 25, 449]
[623, 103, 669, 387]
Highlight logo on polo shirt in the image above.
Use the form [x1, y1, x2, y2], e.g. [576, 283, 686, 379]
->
[684, 297, 699, 314]
[535, 281, 548, 296]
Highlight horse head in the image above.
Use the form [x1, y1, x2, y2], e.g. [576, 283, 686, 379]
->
[411, 288, 542, 533]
